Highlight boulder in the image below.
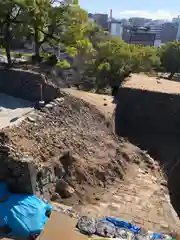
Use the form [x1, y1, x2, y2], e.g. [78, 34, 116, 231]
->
[77, 216, 96, 235]
[96, 220, 116, 238]
[56, 179, 75, 198]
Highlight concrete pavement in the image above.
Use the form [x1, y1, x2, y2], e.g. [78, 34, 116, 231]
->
[0, 93, 34, 129]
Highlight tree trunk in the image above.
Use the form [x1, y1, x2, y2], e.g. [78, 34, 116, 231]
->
[5, 44, 11, 67]
[168, 72, 175, 80]
[34, 27, 40, 61]
[5, 22, 12, 67]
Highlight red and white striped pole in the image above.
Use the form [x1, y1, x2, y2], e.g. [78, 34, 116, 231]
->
[40, 83, 43, 102]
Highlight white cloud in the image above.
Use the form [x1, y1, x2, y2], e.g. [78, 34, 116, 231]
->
[118, 10, 178, 20]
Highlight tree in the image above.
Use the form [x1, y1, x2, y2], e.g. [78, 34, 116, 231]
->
[22, 0, 52, 60]
[130, 45, 160, 73]
[80, 36, 160, 92]
[21, 1, 85, 60]
[159, 42, 180, 79]
[79, 37, 131, 92]
[0, 0, 25, 66]
[59, 5, 88, 45]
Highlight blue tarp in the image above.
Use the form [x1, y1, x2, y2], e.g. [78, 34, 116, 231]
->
[0, 182, 52, 238]
[104, 217, 141, 233]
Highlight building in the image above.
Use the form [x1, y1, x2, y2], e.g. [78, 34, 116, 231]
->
[161, 22, 178, 43]
[88, 13, 109, 30]
[122, 26, 156, 46]
[175, 17, 180, 41]
[145, 23, 162, 46]
[109, 20, 123, 39]
[146, 24, 162, 39]
[129, 17, 152, 26]
[88, 13, 95, 22]
[93, 13, 109, 30]
[172, 17, 180, 24]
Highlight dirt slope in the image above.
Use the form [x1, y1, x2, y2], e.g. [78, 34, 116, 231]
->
[3, 94, 137, 202]
[62, 88, 115, 119]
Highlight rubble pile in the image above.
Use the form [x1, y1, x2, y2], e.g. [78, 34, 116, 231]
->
[1, 94, 157, 204]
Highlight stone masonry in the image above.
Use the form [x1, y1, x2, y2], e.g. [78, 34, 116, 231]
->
[0, 68, 61, 102]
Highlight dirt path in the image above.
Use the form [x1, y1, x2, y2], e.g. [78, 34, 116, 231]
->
[62, 88, 115, 119]
[78, 163, 180, 233]
[124, 73, 180, 94]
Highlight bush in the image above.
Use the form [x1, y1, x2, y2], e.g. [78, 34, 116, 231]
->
[42, 53, 58, 66]
[47, 54, 58, 66]
[40, 52, 49, 60]
[56, 59, 71, 69]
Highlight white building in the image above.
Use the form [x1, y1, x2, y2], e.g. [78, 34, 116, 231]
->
[88, 14, 95, 22]
[109, 20, 123, 39]
[175, 16, 180, 41]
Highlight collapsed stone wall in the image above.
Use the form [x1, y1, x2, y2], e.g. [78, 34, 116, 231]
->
[0, 68, 60, 102]
[0, 131, 57, 200]
[0, 153, 59, 200]
[115, 87, 180, 136]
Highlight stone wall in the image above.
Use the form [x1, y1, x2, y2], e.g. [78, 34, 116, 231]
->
[115, 87, 180, 136]
[0, 154, 59, 200]
[115, 87, 180, 216]
[0, 68, 61, 102]
[0, 131, 58, 200]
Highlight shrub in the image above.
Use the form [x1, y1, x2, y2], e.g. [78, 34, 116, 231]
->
[56, 59, 71, 69]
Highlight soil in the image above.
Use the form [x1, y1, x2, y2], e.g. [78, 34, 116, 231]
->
[2, 94, 141, 204]
[124, 73, 180, 94]
[62, 88, 115, 119]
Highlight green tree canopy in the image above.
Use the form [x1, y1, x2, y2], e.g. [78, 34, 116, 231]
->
[159, 42, 180, 79]
[0, 0, 25, 65]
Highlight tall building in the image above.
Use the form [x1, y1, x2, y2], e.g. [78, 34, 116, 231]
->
[93, 13, 109, 30]
[88, 13, 95, 22]
[88, 13, 108, 30]
[161, 22, 178, 43]
[175, 16, 180, 41]
[109, 20, 123, 38]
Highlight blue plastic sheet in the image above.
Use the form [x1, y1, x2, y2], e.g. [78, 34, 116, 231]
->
[152, 232, 166, 239]
[0, 182, 52, 238]
[104, 217, 141, 233]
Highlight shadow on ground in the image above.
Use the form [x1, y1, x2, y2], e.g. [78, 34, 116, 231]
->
[0, 93, 32, 109]
[114, 88, 180, 218]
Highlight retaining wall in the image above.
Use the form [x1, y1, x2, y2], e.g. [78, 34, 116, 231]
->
[0, 68, 60, 102]
[115, 87, 180, 216]
[115, 87, 180, 136]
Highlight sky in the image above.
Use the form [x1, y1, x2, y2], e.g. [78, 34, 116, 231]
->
[79, 0, 179, 20]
